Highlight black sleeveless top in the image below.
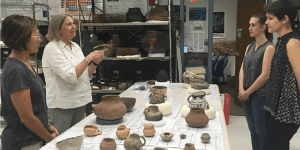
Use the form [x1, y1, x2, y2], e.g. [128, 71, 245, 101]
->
[264, 31, 300, 125]
[243, 41, 273, 97]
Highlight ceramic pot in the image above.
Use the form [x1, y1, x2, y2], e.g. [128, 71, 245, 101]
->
[185, 107, 209, 127]
[56, 135, 83, 150]
[156, 70, 168, 82]
[141, 31, 169, 54]
[99, 138, 117, 150]
[143, 106, 163, 121]
[105, 14, 127, 23]
[116, 125, 130, 139]
[190, 81, 210, 90]
[152, 86, 167, 96]
[145, 101, 172, 116]
[119, 97, 136, 112]
[181, 105, 216, 119]
[201, 133, 211, 143]
[93, 95, 127, 120]
[149, 93, 166, 104]
[160, 132, 174, 142]
[187, 91, 210, 109]
[143, 123, 156, 137]
[118, 82, 127, 90]
[146, 6, 168, 21]
[92, 14, 107, 23]
[126, 8, 144, 22]
[180, 134, 186, 139]
[154, 147, 168, 150]
[109, 79, 119, 88]
[124, 133, 146, 150]
[83, 125, 102, 136]
[147, 80, 155, 85]
[183, 143, 195, 150]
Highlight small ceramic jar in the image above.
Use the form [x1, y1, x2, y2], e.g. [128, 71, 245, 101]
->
[201, 133, 211, 143]
[116, 125, 130, 139]
[100, 138, 117, 150]
[143, 123, 156, 137]
[180, 134, 186, 139]
[183, 143, 195, 150]
[83, 125, 102, 136]
[160, 132, 174, 142]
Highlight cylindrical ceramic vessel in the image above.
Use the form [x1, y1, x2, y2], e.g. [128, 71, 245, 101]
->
[143, 106, 163, 121]
[201, 133, 211, 143]
[152, 86, 167, 96]
[116, 125, 130, 139]
[124, 133, 146, 150]
[99, 138, 117, 150]
[143, 123, 156, 137]
[183, 143, 195, 150]
[93, 95, 127, 120]
[185, 107, 209, 127]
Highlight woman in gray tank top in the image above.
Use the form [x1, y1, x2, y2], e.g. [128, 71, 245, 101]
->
[238, 13, 275, 150]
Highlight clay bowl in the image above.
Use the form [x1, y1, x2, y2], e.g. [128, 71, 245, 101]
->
[190, 81, 210, 90]
[119, 97, 136, 112]
[92, 14, 107, 23]
[56, 135, 83, 150]
[83, 125, 102, 136]
[105, 14, 127, 23]
[160, 132, 174, 142]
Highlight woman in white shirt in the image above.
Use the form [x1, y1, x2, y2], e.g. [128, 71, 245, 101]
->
[43, 13, 106, 134]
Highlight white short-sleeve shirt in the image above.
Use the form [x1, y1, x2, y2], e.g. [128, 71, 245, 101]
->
[42, 40, 92, 109]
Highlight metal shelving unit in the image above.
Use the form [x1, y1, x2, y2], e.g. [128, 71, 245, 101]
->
[76, 0, 175, 82]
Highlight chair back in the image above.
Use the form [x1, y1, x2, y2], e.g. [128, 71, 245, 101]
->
[183, 63, 211, 83]
[212, 54, 229, 78]
[212, 53, 220, 70]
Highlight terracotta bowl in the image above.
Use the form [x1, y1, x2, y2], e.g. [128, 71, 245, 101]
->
[119, 97, 136, 112]
[83, 125, 102, 136]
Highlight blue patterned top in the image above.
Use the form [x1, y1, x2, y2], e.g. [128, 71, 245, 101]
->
[264, 31, 300, 124]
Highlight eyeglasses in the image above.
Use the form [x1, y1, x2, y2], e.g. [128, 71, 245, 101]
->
[32, 32, 42, 41]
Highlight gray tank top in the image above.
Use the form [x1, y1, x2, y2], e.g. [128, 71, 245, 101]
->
[243, 41, 273, 97]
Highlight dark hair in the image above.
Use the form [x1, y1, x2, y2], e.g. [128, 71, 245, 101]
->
[266, 0, 297, 25]
[251, 13, 273, 41]
[1, 15, 37, 51]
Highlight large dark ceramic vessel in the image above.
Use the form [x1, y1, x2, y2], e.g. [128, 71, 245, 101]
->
[143, 106, 163, 121]
[141, 31, 169, 53]
[126, 8, 144, 22]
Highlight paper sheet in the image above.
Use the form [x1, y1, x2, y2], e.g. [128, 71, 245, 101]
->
[173, 119, 222, 133]
[80, 114, 132, 128]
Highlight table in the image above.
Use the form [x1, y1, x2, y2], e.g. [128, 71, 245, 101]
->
[41, 83, 231, 150]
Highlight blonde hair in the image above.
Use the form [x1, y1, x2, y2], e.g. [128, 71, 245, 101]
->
[46, 13, 72, 41]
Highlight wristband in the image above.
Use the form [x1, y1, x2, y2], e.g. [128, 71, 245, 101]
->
[84, 58, 92, 66]
[92, 61, 99, 66]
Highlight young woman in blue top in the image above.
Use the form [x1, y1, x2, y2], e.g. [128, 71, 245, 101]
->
[238, 12, 275, 150]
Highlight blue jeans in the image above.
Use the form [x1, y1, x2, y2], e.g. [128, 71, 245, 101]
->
[243, 92, 270, 150]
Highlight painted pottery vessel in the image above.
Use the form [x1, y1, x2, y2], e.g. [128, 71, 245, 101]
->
[149, 93, 166, 104]
[152, 86, 167, 96]
[187, 91, 210, 109]
[143, 106, 163, 121]
[99, 138, 117, 150]
[183, 143, 195, 150]
[116, 125, 130, 139]
[146, 6, 168, 21]
[119, 97, 136, 112]
[185, 107, 209, 127]
[141, 31, 169, 54]
[160, 132, 174, 142]
[56, 135, 83, 150]
[201, 133, 211, 143]
[145, 101, 172, 116]
[143, 123, 156, 137]
[83, 125, 102, 136]
[126, 8, 144, 22]
[124, 133, 146, 150]
[93, 95, 127, 120]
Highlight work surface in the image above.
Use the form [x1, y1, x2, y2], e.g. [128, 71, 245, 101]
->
[41, 83, 231, 150]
